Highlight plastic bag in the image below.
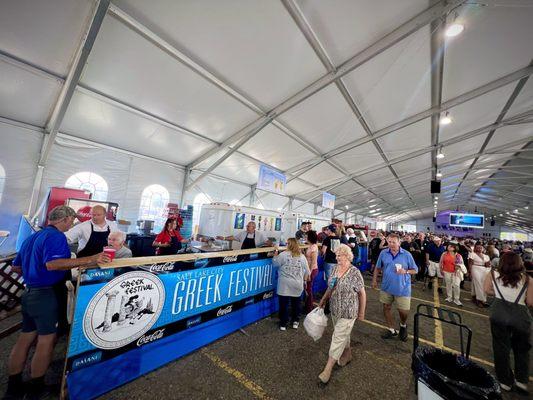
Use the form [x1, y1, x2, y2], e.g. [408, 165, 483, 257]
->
[412, 346, 501, 400]
[304, 307, 328, 341]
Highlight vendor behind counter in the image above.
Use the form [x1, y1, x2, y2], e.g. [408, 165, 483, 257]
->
[153, 218, 188, 255]
[217, 221, 272, 250]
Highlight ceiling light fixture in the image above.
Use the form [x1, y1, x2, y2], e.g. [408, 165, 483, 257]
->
[445, 23, 464, 37]
[436, 171, 443, 178]
[439, 112, 452, 125]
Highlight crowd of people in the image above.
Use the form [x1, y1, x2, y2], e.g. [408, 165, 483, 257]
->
[274, 226, 532, 393]
[4, 204, 532, 398]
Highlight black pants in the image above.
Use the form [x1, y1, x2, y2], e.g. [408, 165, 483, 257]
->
[490, 321, 531, 385]
[278, 295, 301, 327]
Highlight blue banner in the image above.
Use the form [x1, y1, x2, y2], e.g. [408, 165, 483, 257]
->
[66, 257, 278, 399]
[257, 164, 286, 195]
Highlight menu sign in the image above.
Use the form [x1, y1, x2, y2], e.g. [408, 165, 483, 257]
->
[257, 164, 286, 195]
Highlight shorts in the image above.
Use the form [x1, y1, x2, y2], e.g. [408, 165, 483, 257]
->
[379, 291, 411, 311]
[21, 287, 59, 335]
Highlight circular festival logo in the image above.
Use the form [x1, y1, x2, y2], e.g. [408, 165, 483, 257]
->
[76, 206, 93, 222]
[83, 271, 165, 350]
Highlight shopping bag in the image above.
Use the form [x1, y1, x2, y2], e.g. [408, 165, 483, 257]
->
[304, 307, 328, 341]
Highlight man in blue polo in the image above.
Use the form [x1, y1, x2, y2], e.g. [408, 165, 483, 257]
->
[372, 233, 418, 341]
[5, 206, 109, 400]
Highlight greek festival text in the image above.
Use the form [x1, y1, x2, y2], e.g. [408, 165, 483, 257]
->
[171, 263, 273, 314]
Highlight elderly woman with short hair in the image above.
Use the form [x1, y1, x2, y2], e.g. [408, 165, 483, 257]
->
[107, 231, 132, 258]
[318, 244, 366, 384]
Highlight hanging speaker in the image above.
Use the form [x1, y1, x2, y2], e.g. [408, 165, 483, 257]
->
[431, 180, 441, 194]
[432, 217, 436, 222]
[490, 219, 495, 226]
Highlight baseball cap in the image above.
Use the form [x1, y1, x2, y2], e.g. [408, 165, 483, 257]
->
[327, 224, 337, 233]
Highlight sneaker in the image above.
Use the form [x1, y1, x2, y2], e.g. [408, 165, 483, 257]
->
[381, 329, 398, 339]
[445, 297, 452, 303]
[500, 383, 512, 392]
[23, 383, 60, 400]
[292, 322, 299, 329]
[279, 326, 286, 331]
[454, 300, 463, 307]
[399, 326, 408, 342]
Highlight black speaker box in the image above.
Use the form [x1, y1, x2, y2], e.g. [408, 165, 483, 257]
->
[432, 217, 436, 222]
[431, 180, 441, 194]
[490, 219, 495, 226]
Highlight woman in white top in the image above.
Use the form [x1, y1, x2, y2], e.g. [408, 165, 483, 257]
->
[273, 238, 309, 331]
[468, 243, 491, 307]
[484, 252, 532, 395]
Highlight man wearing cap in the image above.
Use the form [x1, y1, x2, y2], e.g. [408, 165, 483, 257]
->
[5, 206, 110, 399]
[65, 205, 118, 257]
[321, 224, 341, 281]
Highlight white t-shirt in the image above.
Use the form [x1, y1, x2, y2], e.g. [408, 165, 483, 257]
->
[468, 252, 489, 267]
[65, 220, 119, 252]
[492, 271, 527, 306]
[233, 230, 269, 247]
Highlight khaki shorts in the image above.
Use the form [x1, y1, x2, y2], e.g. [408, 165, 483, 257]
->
[379, 291, 411, 311]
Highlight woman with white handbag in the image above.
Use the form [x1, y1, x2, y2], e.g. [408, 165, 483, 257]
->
[439, 243, 466, 306]
[316, 244, 366, 384]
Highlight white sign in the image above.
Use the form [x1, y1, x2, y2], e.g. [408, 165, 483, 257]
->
[257, 164, 286, 195]
[83, 271, 165, 350]
[322, 192, 335, 210]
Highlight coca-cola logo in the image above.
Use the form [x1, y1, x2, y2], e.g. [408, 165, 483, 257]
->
[223, 255, 238, 263]
[77, 206, 93, 222]
[136, 329, 165, 347]
[262, 291, 273, 300]
[149, 262, 174, 272]
[216, 305, 233, 317]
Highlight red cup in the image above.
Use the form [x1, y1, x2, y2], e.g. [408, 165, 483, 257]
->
[103, 247, 116, 262]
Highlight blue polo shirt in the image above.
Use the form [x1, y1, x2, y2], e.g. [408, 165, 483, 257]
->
[426, 242, 446, 262]
[376, 248, 418, 297]
[13, 225, 71, 287]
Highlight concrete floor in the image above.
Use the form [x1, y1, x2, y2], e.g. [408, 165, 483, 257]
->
[1, 275, 531, 399]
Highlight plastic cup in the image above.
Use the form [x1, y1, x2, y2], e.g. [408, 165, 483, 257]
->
[103, 247, 116, 262]
[395, 263, 402, 272]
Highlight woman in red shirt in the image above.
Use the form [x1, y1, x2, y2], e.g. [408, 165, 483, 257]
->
[439, 243, 465, 306]
[153, 218, 185, 255]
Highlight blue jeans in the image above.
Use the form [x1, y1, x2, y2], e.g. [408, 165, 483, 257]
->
[324, 263, 336, 283]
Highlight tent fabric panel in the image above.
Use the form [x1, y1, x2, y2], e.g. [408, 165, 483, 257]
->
[114, 0, 328, 109]
[0, 123, 42, 252]
[299, 162, 346, 186]
[80, 16, 258, 143]
[342, 26, 431, 130]
[334, 141, 385, 175]
[279, 83, 367, 154]
[294, 0, 429, 66]
[61, 91, 216, 166]
[442, 3, 533, 101]
[376, 118, 431, 160]
[209, 153, 262, 186]
[238, 124, 317, 171]
[0, 60, 61, 127]
[0, 0, 93, 76]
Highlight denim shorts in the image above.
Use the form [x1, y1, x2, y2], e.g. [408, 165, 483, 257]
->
[21, 287, 58, 335]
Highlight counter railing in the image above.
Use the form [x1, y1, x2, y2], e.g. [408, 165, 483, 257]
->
[63, 245, 305, 400]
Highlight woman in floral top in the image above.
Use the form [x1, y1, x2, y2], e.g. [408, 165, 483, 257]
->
[318, 244, 366, 384]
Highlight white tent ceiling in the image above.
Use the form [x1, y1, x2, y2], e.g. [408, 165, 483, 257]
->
[0, 0, 532, 231]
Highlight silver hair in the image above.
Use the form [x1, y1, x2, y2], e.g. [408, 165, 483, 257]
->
[335, 243, 354, 262]
[48, 205, 77, 222]
[109, 230, 126, 242]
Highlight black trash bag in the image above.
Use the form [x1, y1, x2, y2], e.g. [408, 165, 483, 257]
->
[412, 346, 501, 400]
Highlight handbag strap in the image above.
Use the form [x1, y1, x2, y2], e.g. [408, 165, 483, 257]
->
[491, 271, 528, 304]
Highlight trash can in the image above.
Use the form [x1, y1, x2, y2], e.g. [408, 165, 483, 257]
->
[412, 347, 501, 400]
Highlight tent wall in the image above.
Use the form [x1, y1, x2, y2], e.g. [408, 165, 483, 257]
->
[38, 137, 185, 233]
[0, 122, 42, 253]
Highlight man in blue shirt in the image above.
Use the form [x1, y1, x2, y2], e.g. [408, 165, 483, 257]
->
[372, 233, 418, 341]
[5, 206, 109, 400]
